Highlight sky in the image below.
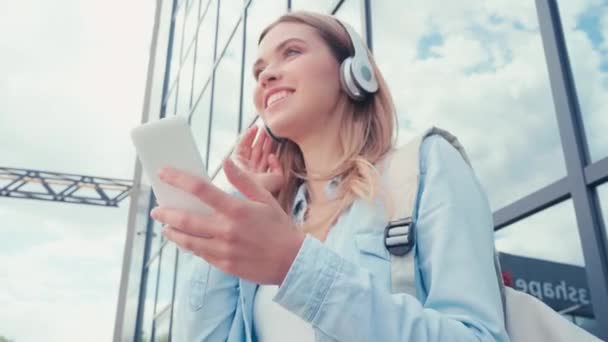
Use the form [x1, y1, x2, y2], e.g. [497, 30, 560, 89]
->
[1, 0, 608, 341]
[0, 0, 154, 341]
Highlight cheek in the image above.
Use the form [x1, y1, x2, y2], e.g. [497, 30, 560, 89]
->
[300, 65, 341, 106]
[307, 58, 340, 92]
[253, 84, 264, 112]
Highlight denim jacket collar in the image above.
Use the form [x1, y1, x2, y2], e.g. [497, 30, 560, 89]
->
[291, 176, 341, 224]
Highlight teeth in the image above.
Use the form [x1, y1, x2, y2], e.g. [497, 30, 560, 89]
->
[266, 90, 293, 108]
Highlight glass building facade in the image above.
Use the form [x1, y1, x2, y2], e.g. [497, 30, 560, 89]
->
[114, 0, 608, 340]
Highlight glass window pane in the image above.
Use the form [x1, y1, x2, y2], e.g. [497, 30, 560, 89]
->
[212, 166, 233, 191]
[177, 48, 196, 116]
[191, 88, 212, 171]
[142, 257, 160, 342]
[122, 188, 153, 340]
[495, 200, 595, 326]
[291, 0, 336, 13]
[217, 0, 244, 53]
[183, 0, 200, 54]
[334, 0, 363, 36]
[151, 219, 164, 255]
[372, 1, 567, 211]
[170, 5, 187, 86]
[193, 0, 217, 101]
[242, 1, 286, 128]
[208, 23, 243, 172]
[149, 0, 175, 121]
[496, 200, 585, 265]
[163, 84, 178, 117]
[153, 306, 172, 342]
[558, 2, 608, 162]
[156, 245, 177, 314]
[598, 182, 608, 245]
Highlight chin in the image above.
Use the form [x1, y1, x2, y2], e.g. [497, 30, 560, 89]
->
[263, 109, 297, 138]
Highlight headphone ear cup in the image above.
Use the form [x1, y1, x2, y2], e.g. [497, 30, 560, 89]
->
[339, 57, 365, 101]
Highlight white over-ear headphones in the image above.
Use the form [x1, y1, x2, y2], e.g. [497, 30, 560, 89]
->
[334, 18, 379, 101]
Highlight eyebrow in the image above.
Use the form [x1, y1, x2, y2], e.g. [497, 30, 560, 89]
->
[253, 37, 307, 72]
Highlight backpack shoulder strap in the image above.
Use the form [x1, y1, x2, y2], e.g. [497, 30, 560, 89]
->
[384, 126, 471, 294]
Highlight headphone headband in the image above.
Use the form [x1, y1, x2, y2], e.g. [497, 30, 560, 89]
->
[334, 18, 379, 100]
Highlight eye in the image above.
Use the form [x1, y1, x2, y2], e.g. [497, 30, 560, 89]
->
[284, 47, 301, 57]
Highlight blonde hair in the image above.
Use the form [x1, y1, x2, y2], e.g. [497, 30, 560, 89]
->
[258, 11, 397, 239]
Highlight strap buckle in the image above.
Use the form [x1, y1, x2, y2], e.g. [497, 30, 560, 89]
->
[384, 217, 415, 256]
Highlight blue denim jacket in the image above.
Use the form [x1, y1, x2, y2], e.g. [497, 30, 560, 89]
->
[173, 135, 510, 342]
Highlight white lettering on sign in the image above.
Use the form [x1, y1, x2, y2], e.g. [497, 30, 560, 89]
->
[514, 279, 590, 305]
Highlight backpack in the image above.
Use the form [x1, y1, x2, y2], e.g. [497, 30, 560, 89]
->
[382, 126, 601, 342]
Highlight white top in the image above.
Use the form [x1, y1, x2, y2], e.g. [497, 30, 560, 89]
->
[253, 284, 315, 341]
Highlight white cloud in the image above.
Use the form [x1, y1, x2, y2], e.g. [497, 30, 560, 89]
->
[369, 0, 607, 267]
[0, 0, 153, 340]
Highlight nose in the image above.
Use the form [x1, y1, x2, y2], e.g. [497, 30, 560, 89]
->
[258, 65, 281, 88]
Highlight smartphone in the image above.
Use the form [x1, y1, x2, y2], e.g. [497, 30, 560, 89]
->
[130, 116, 212, 216]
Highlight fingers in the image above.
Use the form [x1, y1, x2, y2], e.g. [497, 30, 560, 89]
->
[250, 127, 265, 170]
[235, 126, 258, 162]
[223, 158, 272, 203]
[151, 207, 222, 239]
[159, 167, 245, 216]
[163, 225, 223, 260]
[268, 153, 283, 174]
[257, 133, 272, 171]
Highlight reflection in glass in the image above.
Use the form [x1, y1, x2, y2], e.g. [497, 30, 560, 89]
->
[212, 166, 233, 192]
[598, 183, 608, 245]
[149, 0, 176, 121]
[372, 1, 566, 210]
[190, 88, 212, 171]
[153, 306, 172, 342]
[156, 245, 177, 314]
[242, 0, 287, 127]
[170, 4, 187, 87]
[163, 85, 178, 117]
[183, 0, 200, 54]
[495, 200, 585, 265]
[557, 2, 608, 162]
[142, 257, 159, 342]
[291, 0, 335, 13]
[217, 0, 244, 53]
[495, 200, 597, 334]
[334, 0, 363, 36]
[177, 48, 196, 116]
[151, 220, 164, 255]
[208, 23, 243, 172]
[193, 0, 217, 102]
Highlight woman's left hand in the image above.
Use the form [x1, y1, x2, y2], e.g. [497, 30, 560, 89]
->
[150, 158, 305, 285]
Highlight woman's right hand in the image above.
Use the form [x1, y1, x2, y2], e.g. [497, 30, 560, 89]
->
[232, 125, 284, 196]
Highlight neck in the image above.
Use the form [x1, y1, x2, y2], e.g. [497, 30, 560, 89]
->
[294, 105, 345, 204]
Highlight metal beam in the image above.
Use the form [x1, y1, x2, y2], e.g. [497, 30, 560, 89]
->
[493, 177, 570, 230]
[585, 156, 608, 187]
[536, 0, 608, 338]
[0, 167, 132, 207]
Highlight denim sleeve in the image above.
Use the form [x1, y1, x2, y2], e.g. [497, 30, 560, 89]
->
[272, 135, 510, 342]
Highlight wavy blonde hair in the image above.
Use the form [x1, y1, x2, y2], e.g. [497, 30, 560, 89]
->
[258, 11, 397, 239]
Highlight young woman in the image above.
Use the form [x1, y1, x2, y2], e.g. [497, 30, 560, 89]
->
[151, 10, 510, 342]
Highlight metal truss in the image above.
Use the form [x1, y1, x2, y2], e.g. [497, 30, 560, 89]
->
[0, 167, 133, 207]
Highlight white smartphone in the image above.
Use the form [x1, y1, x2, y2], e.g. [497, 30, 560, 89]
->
[130, 116, 212, 216]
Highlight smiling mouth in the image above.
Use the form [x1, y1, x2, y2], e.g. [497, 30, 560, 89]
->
[266, 90, 294, 109]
